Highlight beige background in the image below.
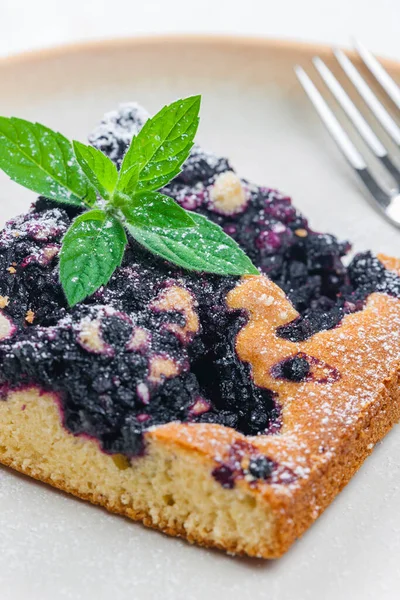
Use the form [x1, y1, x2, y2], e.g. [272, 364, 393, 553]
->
[1, 0, 400, 60]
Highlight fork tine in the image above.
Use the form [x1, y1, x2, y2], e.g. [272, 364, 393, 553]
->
[353, 39, 400, 110]
[295, 66, 390, 209]
[313, 57, 400, 186]
[313, 57, 386, 156]
[334, 48, 400, 147]
[295, 66, 366, 169]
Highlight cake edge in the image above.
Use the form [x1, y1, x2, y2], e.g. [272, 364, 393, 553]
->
[0, 388, 279, 558]
[0, 366, 399, 559]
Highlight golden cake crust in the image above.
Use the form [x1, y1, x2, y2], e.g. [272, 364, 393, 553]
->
[0, 257, 400, 558]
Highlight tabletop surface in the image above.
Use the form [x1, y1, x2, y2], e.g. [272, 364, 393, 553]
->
[1, 0, 400, 60]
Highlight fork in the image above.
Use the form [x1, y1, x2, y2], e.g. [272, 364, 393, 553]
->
[295, 40, 400, 227]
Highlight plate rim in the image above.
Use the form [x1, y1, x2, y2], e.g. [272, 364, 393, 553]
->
[1, 33, 400, 73]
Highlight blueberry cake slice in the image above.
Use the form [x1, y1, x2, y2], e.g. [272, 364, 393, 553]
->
[0, 104, 399, 558]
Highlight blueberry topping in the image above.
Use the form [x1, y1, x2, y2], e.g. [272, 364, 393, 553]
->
[101, 315, 133, 346]
[0, 104, 399, 460]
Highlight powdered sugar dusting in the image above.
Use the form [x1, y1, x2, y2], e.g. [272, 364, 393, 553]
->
[154, 277, 400, 493]
[0, 208, 68, 250]
[223, 276, 400, 488]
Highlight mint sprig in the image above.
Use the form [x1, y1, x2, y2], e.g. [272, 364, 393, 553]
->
[0, 96, 258, 307]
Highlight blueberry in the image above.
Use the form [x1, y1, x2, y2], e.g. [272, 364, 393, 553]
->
[92, 377, 113, 394]
[281, 356, 310, 382]
[212, 465, 235, 489]
[248, 456, 274, 480]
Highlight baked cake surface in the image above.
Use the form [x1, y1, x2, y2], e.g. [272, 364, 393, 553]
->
[0, 104, 399, 558]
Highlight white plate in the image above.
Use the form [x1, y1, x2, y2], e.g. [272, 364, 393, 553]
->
[0, 36, 400, 600]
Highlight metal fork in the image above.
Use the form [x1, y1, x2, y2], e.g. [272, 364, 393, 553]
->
[295, 41, 400, 227]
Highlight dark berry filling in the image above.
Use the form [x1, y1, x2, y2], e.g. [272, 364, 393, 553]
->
[0, 103, 399, 467]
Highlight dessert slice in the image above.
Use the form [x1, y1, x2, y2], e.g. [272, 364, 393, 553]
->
[0, 104, 399, 558]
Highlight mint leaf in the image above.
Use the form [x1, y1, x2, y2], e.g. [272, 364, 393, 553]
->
[117, 96, 200, 194]
[59, 209, 127, 306]
[126, 212, 258, 276]
[73, 141, 118, 201]
[0, 100, 260, 305]
[0, 117, 95, 206]
[123, 192, 195, 229]
[116, 164, 140, 199]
